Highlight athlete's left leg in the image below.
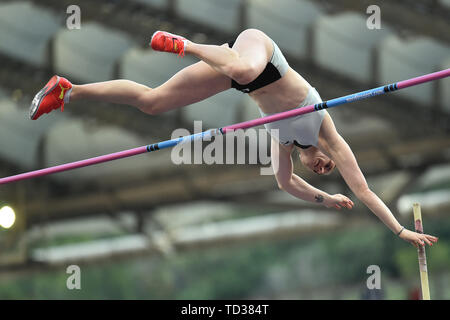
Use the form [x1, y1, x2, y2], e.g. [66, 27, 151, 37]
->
[152, 29, 273, 85]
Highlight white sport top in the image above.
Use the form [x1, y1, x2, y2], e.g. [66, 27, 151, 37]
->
[259, 86, 327, 148]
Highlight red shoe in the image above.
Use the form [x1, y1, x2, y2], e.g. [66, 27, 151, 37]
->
[29, 75, 72, 120]
[150, 31, 187, 57]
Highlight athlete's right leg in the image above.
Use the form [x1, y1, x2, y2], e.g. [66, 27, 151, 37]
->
[71, 60, 231, 115]
[30, 58, 231, 119]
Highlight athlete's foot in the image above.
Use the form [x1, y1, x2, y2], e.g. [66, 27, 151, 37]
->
[29, 75, 72, 120]
[150, 31, 187, 57]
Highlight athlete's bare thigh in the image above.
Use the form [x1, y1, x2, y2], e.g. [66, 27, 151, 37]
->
[149, 30, 273, 114]
[150, 59, 231, 114]
[231, 29, 274, 74]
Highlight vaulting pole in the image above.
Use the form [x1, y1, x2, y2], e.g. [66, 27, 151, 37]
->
[0, 68, 449, 185]
[413, 203, 431, 300]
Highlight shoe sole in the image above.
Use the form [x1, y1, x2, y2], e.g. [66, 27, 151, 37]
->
[150, 30, 164, 50]
[150, 30, 161, 42]
[29, 75, 60, 120]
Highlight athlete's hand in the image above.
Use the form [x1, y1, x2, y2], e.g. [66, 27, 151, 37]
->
[325, 194, 354, 210]
[398, 228, 438, 248]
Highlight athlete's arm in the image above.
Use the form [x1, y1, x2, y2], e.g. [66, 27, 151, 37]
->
[271, 139, 353, 209]
[326, 132, 438, 247]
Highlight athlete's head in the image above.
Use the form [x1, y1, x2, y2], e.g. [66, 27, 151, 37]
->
[298, 146, 335, 175]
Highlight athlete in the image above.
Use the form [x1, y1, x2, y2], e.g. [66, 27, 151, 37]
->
[29, 29, 437, 248]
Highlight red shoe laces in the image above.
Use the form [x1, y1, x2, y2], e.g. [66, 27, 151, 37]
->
[178, 45, 185, 57]
[167, 36, 185, 57]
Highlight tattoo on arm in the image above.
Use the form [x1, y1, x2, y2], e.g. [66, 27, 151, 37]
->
[315, 194, 324, 203]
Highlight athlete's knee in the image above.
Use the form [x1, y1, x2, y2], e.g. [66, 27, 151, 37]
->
[137, 88, 163, 115]
[139, 104, 162, 115]
[239, 28, 265, 37]
[139, 103, 163, 115]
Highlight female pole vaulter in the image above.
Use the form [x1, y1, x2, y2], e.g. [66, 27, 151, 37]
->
[29, 29, 438, 248]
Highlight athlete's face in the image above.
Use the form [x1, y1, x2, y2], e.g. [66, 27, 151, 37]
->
[301, 150, 335, 175]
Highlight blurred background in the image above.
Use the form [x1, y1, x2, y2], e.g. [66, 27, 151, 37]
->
[0, 0, 450, 300]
